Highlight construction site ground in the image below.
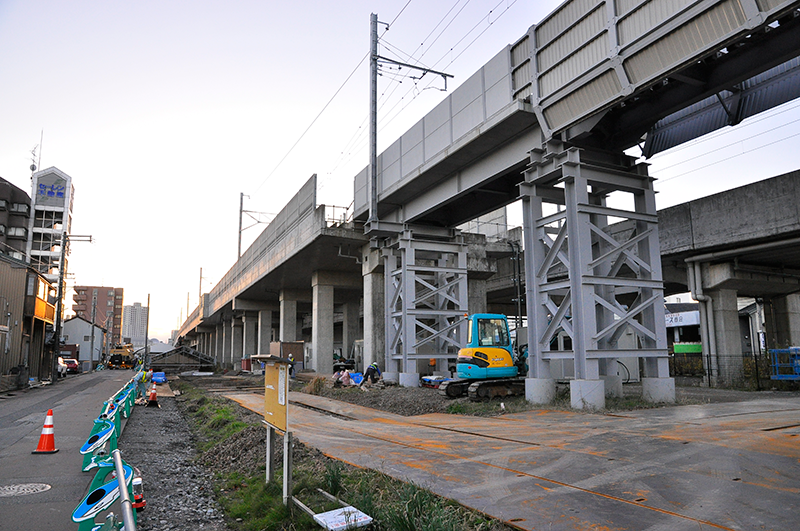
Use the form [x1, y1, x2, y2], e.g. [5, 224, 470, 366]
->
[214, 373, 800, 531]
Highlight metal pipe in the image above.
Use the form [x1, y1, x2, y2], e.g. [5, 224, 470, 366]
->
[111, 449, 137, 531]
[684, 236, 800, 263]
[686, 259, 718, 386]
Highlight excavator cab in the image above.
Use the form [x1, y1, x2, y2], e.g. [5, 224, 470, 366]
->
[456, 314, 519, 379]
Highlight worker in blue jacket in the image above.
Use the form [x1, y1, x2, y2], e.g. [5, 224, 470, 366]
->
[360, 362, 382, 387]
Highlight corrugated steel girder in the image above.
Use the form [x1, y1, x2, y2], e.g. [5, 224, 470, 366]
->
[643, 55, 800, 156]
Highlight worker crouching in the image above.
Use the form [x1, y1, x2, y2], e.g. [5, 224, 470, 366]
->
[333, 368, 353, 387]
[359, 362, 382, 389]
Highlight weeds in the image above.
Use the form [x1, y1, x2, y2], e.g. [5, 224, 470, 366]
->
[324, 461, 343, 498]
[175, 378, 514, 531]
[303, 376, 326, 395]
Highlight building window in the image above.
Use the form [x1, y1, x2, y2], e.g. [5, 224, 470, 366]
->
[9, 251, 25, 261]
[32, 232, 59, 252]
[0, 200, 6, 211]
[83, 335, 91, 341]
[7, 227, 27, 239]
[9, 203, 30, 216]
[33, 210, 63, 229]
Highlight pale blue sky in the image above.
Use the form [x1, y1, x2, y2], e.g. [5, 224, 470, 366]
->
[1, 0, 798, 339]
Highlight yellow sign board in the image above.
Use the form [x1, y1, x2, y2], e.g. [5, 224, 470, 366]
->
[263, 360, 289, 432]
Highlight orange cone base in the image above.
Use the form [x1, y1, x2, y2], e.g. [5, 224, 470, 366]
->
[146, 384, 159, 408]
[32, 447, 59, 454]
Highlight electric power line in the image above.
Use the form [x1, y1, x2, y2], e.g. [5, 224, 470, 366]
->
[655, 128, 800, 185]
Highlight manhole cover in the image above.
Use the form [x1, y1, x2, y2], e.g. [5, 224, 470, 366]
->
[0, 483, 51, 497]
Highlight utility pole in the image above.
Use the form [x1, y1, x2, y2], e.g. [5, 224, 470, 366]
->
[144, 293, 151, 369]
[90, 291, 97, 363]
[366, 13, 452, 230]
[199, 267, 203, 303]
[238, 193, 244, 258]
[368, 13, 378, 225]
[51, 233, 92, 381]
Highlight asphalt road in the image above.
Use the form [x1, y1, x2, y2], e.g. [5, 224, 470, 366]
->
[226, 389, 800, 531]
[0, 370, 137, 531]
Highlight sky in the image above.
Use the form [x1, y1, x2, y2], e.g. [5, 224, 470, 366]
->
[1, 1, 799, 341]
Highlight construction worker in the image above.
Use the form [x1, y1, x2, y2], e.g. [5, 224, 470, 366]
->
[332, 368, 352, 387]
[136, 369, 152, 399]
[360, 362, 382, 387]
[288, 353, 295, 377]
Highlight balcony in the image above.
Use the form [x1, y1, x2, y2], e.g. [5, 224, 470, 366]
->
[34, 297, 55, 324]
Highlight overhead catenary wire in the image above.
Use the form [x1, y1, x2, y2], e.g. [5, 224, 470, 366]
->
[321, 0, 470, 181]
[654, 128, 800, 185]
[252, 1, 412, 198]
[320, 0, 511, 188]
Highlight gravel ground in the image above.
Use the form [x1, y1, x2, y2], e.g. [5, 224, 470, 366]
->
[118, 397, 229, 531]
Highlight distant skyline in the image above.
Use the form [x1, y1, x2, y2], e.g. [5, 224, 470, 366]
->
[2, 1, 799, 340]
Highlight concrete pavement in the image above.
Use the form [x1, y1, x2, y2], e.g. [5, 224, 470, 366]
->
[0, 370, 138, 530]
[226, 390, 800, 530]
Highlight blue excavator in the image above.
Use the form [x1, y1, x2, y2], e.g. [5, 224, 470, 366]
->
[438, 313, 528, 401]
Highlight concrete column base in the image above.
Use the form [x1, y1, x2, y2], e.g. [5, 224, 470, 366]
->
[570, 379, 605, 410]
[601, 375, 623, 398]
[525, 378, 556, 405]
[399, 372, 420, 388]
[383, 372, 399, 384]
[642, 377, 676, 403]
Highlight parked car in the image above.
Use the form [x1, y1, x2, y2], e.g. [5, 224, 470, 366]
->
[56, 357, 68, 378]
[64, 358, 80, 374]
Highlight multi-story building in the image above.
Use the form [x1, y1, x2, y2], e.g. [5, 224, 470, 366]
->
[26, 167, 74, 283]
[0, 252, 57, 390]
[122, 302, 149, 348]
[0, 177, 32, 261]
[73, 286, 124, 347]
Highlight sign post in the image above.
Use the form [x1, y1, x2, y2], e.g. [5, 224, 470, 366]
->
[254, 355, 293, 505]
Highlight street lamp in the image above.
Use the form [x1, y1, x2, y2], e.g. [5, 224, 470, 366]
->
[50, 232, 92, 381]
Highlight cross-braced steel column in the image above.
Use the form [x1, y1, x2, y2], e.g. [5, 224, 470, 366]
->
[383, 229, 468, 386]
[522, 142, 674, 408]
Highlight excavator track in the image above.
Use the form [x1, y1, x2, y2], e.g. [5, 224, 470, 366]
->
[440, 377, 527, 401]
[467, 378, 526, 402]
[438, 379, 472, 398]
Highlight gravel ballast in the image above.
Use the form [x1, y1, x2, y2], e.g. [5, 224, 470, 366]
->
[118, 397, 229, 531]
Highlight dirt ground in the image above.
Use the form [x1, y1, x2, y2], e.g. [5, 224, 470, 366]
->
[186, 371, 800, 418]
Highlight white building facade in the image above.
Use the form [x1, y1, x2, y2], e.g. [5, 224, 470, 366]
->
[63, 316, 106, 365]
[122, 302, 149, 348]
[26, 167, 74, 283]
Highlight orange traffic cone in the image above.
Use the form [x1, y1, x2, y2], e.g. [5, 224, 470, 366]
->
[32, 409, 59, 454]
[146, 382, 159, 408]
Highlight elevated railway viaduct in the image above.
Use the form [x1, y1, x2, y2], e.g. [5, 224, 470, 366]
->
[178, 0, 800, 408]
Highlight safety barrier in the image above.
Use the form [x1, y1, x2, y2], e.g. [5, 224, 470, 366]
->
[72, 372, 146, 530]
[769, 348, 800, 381]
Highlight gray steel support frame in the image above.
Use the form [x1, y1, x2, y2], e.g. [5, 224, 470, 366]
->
[521, 143, 673, 405]
[383, 230, 468, 374]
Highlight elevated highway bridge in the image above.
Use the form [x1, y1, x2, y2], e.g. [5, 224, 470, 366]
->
[178, 0, 800, 408]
